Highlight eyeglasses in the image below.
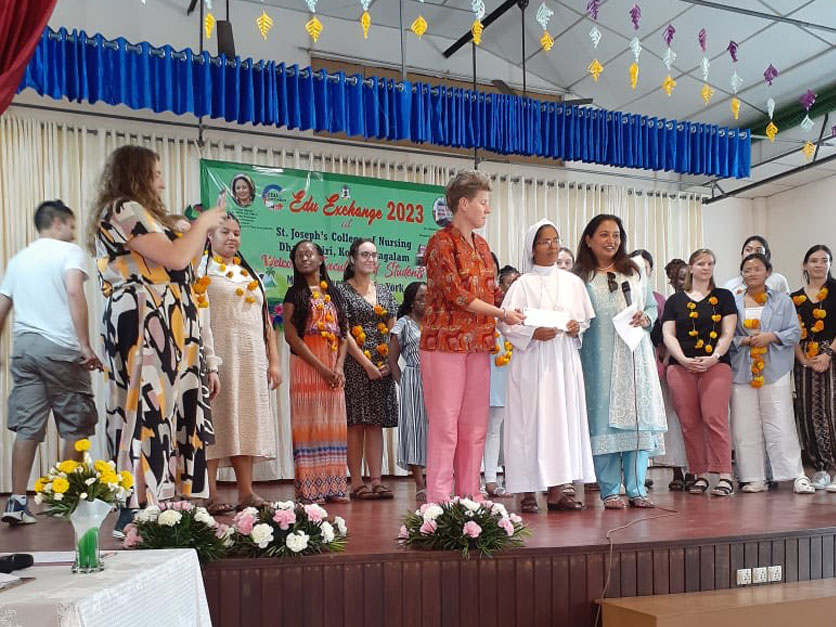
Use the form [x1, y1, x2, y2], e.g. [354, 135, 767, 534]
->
[358, 251, 378, 260]
[534, 237, 561, 248]
[607, 272, 618, 293]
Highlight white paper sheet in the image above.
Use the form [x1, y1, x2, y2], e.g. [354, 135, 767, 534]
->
[523, 307, 570, 330]
[612, 304, 644, 352]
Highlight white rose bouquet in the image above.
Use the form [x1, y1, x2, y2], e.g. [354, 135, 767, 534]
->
[231, 501, 348, 558]
[123, 501, 233, 562]
[399, 497, 530, 558]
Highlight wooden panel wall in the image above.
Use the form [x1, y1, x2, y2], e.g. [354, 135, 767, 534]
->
[202, 531, 836, 627]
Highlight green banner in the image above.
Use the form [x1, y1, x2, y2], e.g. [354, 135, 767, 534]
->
[198, 159, 447, 324]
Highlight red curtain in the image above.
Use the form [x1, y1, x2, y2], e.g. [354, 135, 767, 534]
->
[0, 0, 58, 115]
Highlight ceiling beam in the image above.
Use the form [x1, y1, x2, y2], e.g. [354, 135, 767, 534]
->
[676, 0, 836, 36]
[442, 0, 518, 58]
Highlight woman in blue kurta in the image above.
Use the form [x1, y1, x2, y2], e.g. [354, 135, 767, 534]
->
[575, 215, 667, 509]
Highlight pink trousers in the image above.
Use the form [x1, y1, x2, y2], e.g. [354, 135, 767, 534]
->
[666, 363, 733, 475]
[420, 350, 491, 503]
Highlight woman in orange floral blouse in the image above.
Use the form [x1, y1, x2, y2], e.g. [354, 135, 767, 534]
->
[420, 171, 524, 504]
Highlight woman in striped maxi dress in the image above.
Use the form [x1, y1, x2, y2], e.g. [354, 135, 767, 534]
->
[389, 282, 428, 502]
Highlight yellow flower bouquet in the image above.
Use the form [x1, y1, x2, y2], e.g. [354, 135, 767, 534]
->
[33, 439, 133, 573]
[34, 439, 133, 518]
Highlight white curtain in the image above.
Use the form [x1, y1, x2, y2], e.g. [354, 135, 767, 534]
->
[0, 112, 703, 491]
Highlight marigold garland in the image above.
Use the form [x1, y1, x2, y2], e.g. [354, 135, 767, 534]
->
[795, 286, 829, 359]
[686, 295, 719, 354]
[491, 332, 513, 366]
[311, 282, 338, 351]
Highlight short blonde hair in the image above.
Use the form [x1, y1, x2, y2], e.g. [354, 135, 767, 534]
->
[445, 170, 491, 214]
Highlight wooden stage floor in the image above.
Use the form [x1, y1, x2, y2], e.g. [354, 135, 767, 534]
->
[4, 470, 836, 626]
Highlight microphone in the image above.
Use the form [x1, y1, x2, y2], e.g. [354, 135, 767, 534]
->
[621, 281, 632, 307]
[0, 554, 34, 574]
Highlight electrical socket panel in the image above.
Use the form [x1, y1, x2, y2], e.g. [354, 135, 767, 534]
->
[736, 568, 752, 585]
[768, 565, 783, 582]
[753, 567, 768, 584]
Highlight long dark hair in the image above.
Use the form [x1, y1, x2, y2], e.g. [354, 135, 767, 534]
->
[283, 240, 347, 338]
[198, 212, 273, 347]
[742, 235, 771, 261]
[573, 214, 638, 282]
[398, 281, 425, 318]
[802, 244, 834, 284]
[343, 237, 375, 281]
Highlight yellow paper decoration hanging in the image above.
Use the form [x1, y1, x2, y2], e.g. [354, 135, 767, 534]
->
[731, 97, 740, 120]
[629, 63, 639, 90]
[662, 74, 676, 96]
[471, 20, 483, 45]
[588, 59, 603, 82]
[765, 121, 778, 143]
[256, 10, 273, 40]
[306, 16, 323, 42]
[541, 31, 554, 52]
[411, 15, 427, 38]
[361, 10, 371, 39]
[700, 83, 715, 105]
[802, 140, 815, 160]
[204, 12, 216, 39]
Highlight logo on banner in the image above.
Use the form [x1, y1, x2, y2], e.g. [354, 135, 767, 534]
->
[262, 184, 285, 209]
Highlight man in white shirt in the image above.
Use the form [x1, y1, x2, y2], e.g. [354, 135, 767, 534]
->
[0, 200, 102, 525]
[722, 235, 791, 295]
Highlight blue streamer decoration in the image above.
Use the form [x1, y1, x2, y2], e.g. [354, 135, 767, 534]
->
[19, 28, 751, 179]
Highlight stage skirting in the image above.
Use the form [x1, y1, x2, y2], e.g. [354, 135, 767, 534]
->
[202, 526, 836, 627]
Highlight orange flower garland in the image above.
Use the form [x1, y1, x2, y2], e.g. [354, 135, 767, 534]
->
[311, 281, 338, 351]
[491, 332, 513, 366]
[687, 295, 720, 354]
[192, 276, 211, 309]
[796, 286, 829, 359]
[211, 256, 260, 306]
[744, 290, 770, 387]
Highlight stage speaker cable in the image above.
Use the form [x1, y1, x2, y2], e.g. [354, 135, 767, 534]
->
[594, 280, 681, 627]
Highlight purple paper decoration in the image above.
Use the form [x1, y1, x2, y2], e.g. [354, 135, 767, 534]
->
[832, 124, 836, 138]
[698, 28, 707, 53]
[663, 24, 675, 47]
[800, 89, 816, 111]
[763, 64, 779, 86]
[727, 40, 739, 62]
[587, 0, 600, 20]
[630, 4, 641, 31]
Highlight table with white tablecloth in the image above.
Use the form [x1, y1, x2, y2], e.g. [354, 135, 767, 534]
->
[0, 549, 211, 627]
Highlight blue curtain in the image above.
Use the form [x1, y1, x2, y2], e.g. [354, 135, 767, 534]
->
[19, 27, 751, 179]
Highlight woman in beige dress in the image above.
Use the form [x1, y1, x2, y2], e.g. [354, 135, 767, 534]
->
[197, 214, 282, 512]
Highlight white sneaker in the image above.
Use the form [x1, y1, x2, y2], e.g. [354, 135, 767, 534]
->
[811, 471, 831, 490]
[827, 481, 836, 493]
[1, 495, 37, 525]
[794, 476, 816, 494]
[741, 481, 766, 493]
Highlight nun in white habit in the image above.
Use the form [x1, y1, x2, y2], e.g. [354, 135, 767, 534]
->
[498, 219, 597, 513]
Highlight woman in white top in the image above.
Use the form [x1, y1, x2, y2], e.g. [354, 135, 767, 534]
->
[723, 236, 790, 296]
[498, 219, 596, 513]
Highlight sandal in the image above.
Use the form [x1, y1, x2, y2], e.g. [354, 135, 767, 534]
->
[793, 476, 816, 495]
[415, 489, 427, 504]
[520, 495, 539, 514]
[205, 499, 236, 516]
[350, 484, 378, 500]
[683, 473, 697, 491]
[486, 486, 513, 499]
[325, 494, 351, 504]
[629, 496, 655, 508]
[603, 495, 627, 509]
[711, 478, 735, 497]
[688, 477, 709, 494]
[547, 493, 584, 511]
[668, 478, 685, 491]
[236, 494, 267, 511]
[371, 484, 394, 500]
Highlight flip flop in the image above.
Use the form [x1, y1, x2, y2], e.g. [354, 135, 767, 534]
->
[205, 499, 236, 515]
[372, 484, 394, 500]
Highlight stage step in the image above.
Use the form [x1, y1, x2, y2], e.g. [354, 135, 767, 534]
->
[601, 578, 836, 627]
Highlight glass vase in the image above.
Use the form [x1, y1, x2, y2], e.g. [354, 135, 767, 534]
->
[69, 499, 111, 573]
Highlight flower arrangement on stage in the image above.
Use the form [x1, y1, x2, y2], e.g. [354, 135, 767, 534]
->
[33, 439, 133, 518]
[399, 498, 530, 558]
[124, 502, 233, 563]
[230, 502, 348, 558]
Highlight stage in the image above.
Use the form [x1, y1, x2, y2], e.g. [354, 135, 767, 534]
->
[4, 470, 836, 626]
